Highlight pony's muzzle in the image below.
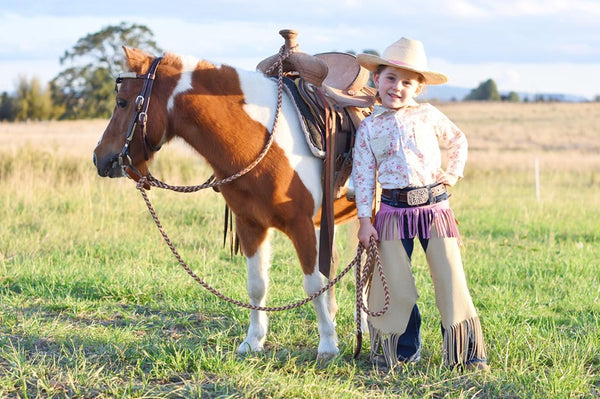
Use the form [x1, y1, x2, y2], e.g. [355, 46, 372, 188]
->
[93, 151, 124, 178]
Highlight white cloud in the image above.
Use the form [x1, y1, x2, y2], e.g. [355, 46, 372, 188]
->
[0, 2, 599, 100]
[0, 12, 122, 59]
[437, 0, 600, 18]
[499, 69, 523, 89]
[558, 43, 597, 56]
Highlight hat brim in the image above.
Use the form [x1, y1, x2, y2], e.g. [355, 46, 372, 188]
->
[357, 53, 447, 85]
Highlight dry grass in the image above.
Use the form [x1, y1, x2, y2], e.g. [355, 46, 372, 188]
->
[0, 119, 104, 157]
[438, 102, 600, 172]
[1, 102, 598, 397]
[1, 102, 597, 173]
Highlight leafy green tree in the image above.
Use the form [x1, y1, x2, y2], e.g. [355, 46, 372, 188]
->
[464, 79, 501, 101]
[0, 92, 15, 121]
[506, 91, 520, 102]
[50, 22, 162, 119]
[13, 76, 58, 121]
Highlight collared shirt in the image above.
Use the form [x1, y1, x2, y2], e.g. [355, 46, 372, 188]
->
[353, 103, 468, 218]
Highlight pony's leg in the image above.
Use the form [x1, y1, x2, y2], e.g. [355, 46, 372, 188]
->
[303, 265, 339, 359]
[292, 227, 339, 359]
[237, 229, 272, 354]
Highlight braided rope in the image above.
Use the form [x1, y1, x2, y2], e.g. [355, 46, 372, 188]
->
[142, 44, 298, 193]
[355, 236, 390, 318]
[263, 44, 298, 75]
[135, 178, 388, 313]
[353, 235, 390, 357]
[129, 43, 389, 354]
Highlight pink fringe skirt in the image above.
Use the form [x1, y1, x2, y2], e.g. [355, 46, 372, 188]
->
[374, 200, 460, 241]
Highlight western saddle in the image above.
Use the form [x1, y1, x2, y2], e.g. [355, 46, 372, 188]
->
[257, 29, 377, 277]
[257, 29, 376, 199]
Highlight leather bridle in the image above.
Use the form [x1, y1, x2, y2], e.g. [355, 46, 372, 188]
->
[114, 56, 163, 173]
[115, 45, 291, 187]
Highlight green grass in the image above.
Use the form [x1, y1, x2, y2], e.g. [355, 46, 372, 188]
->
[1, 145, 599, 398]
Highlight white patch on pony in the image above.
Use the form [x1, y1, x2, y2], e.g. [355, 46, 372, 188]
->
[238, 230, 272, 353]
[236, 68, 322, 213]
[303, 264, 339, 357]
[167, 55, 200, 112]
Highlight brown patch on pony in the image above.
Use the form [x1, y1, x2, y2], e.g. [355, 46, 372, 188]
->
[98, 48, 356, 276]
[162, 58, 321, 274]
[314, 196, 358, 226]
[95, 47, 186, 179]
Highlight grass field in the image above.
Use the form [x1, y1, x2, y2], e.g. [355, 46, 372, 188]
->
[1, 102, 599, 398]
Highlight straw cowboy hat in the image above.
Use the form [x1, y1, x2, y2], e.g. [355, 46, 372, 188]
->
[357, 37, 448, 85]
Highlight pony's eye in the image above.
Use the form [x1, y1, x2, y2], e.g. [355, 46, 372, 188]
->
[116, 98, 128, 108]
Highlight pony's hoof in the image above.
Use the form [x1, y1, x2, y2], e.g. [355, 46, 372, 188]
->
[237, 340, 264, 354]
[316, 341, 339, 361]
[316, 351, 338, 362]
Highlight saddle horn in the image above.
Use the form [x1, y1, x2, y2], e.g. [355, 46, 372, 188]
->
[257, 29, 328, 87]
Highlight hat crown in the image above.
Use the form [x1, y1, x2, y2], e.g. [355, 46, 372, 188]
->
[383, 38, 428, 71]
[356, 37, 448, 84]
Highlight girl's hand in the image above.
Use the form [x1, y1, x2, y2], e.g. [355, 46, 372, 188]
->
[436, 169, 459, 186]
[357, 217, 378, 247]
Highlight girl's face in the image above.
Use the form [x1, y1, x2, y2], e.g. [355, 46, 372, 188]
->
[373, 66, 423, 109]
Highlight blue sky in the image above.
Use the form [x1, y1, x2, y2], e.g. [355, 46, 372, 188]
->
[2, 0, 600, 99]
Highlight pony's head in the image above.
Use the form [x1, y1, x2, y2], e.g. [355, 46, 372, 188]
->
[93, 47, 177, 180]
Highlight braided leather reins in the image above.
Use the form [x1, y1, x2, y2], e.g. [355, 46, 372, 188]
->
[128, 44, 390, 357]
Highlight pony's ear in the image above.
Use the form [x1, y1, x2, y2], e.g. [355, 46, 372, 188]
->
[122, 46, 153, 74]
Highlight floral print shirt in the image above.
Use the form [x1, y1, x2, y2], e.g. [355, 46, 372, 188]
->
[353, 103, 468, 218]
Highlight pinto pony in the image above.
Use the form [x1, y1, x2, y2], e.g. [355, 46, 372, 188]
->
[93, 47, 359, 358]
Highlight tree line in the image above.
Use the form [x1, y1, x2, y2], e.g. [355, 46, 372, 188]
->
[0, 23, 162, 122]
[1, 23, 593, 122]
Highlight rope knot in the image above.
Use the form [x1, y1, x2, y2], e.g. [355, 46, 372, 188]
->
[136, 176, 148, 190]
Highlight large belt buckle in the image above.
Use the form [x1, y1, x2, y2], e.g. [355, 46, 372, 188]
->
[407, 187, 429, 206]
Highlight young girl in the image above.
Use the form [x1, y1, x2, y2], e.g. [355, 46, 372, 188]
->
[353, 38, 489, 371]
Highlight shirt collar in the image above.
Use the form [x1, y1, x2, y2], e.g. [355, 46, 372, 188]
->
[371, 105, 391, 118]
[371, 101, 420, 118]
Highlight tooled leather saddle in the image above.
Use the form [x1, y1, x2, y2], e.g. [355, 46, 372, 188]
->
[256, 29, 377, 278]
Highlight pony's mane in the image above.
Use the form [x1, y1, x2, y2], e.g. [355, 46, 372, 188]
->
[162, 50, 224, 73]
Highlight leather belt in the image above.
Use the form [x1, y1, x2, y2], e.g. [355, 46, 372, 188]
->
[381, 184, 447, 207]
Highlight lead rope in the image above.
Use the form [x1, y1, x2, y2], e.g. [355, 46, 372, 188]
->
[353, 236, 390, 358]
[136, 176, 389, 355]
[132, 44, 390, 356]
[137, 177, 388, 316]
[140, 43, 295, 193]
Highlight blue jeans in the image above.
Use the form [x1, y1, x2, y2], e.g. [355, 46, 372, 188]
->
[396, 236, 426, 361]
